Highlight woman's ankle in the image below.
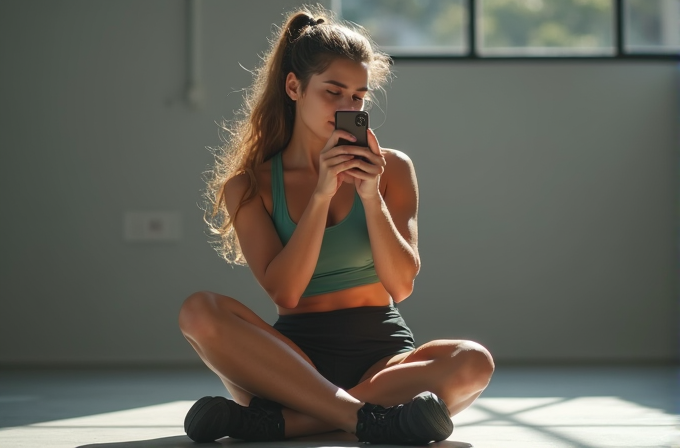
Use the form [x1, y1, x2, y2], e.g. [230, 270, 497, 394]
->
[280, 398, 364, 438]
[281, 408, 338, 438]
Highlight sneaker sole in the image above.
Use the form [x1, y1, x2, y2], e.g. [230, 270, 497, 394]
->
[406, 392, 454, 443]
[184, 396, 228, 442]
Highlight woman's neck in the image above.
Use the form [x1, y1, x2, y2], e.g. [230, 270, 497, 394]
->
[283, 125, 327, 174]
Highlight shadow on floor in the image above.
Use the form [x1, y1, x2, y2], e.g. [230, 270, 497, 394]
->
[0, 368, 227, 428]
[2, 365, 677, 430]
[76, 434, 473, 448]
[480, 365, 680, 415]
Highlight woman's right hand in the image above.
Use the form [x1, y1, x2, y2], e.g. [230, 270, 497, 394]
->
[314, 129, 362, 199]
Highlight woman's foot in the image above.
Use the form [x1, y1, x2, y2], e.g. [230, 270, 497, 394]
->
[184, 396, 285, 442]
[355, 391, 454, 445]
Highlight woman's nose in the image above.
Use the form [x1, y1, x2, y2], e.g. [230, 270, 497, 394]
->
[337, 103, 358, 112]
[337, 95, 358, 111]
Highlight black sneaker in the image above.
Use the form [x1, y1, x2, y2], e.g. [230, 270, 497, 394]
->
[184, 396, 285, 443]
[355, 391, 454, 445]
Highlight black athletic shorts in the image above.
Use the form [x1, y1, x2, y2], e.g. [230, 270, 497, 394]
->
[273, 305, 416, 390]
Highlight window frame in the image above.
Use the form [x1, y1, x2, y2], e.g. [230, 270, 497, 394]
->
[333, 0, 680, 61]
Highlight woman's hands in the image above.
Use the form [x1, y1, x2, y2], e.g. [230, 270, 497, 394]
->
[314, 128, 386, 200]
[347, 128, 385, 199]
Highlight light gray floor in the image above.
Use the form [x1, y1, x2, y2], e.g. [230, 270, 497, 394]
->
[0, 365, 678, 448]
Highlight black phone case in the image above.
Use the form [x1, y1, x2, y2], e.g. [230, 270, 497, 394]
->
[335, 110, 368, 146]
[335, 111, 370, 162]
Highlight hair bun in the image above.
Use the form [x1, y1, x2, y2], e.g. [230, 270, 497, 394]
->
[288, 14, 324, 42]
[304, 15, 324, 28]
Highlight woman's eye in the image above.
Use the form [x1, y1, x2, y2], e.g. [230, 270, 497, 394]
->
[353, 96, 364, 102]
[327, 90, 340, 96]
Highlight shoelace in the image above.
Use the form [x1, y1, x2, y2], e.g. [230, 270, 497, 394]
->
[233, 406, 283, 441]
[359, 403, 408, 443]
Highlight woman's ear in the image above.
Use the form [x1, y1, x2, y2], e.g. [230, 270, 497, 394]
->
[285, 72, 301, 101]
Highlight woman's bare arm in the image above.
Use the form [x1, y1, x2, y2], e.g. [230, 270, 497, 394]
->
[225, 173, 331, 308]
[361, 149, 420, 302]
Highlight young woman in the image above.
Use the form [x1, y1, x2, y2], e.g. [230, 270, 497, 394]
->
[179, 5, 494, 445]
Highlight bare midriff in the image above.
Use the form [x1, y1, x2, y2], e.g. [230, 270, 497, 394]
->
[277, 281, 392, 315]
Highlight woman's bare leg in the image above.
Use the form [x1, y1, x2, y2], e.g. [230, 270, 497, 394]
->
[180, 291, 492, 439]
[178, 291, 361, 435]
[262, 340, 495, 438]
[352, 340, 495, 412]
[184, 338, 342, 438]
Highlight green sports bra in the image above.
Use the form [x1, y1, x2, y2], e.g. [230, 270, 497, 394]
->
[270, 151, 381, 297]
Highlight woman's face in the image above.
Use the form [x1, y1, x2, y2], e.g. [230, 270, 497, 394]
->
[292, 57, 369, 143]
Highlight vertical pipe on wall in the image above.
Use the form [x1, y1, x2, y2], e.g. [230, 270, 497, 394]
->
[185, 0, 203, 109]
[677, 61, 680, 363]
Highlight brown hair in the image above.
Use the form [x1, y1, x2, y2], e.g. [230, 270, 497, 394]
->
[202, 4, 392, 265]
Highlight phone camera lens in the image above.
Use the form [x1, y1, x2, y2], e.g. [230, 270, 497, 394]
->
[355, 115, 366, 127]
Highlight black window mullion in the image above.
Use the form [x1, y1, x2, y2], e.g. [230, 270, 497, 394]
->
[615, 0, 624, 57]
[468, 0, 478, 58]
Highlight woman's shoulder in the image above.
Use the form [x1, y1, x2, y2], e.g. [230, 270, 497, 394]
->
[382, 147, 413, 164]
[381, 147, 416, 180]
[225, 159, 273, 190]
[224, 159, 274, 213]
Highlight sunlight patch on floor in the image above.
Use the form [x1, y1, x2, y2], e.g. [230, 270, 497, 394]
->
[453, 396, 680, 448]
[0, 397, 678, 448]
[27, 401, 190, 428]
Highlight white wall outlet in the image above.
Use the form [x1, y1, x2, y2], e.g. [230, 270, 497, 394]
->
[123, 211, 182, 242]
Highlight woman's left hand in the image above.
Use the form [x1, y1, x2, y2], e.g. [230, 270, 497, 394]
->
[345, 128, 385, 200]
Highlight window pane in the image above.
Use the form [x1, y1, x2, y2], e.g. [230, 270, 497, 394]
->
[625, 0, 680, 54]
[479, 0, 615, 56]
[333, 0, 467, 56]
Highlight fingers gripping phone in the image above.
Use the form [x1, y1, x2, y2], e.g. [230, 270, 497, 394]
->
[335, 110, 371, 163]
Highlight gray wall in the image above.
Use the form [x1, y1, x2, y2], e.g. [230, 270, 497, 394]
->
[1, 0, 677, 365]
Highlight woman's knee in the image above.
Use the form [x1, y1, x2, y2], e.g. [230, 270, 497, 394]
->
[178, 291, 234, 339]
[452, 340, 495, 391]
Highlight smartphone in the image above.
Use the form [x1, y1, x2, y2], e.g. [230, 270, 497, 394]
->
[335, 110, 370, 163]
